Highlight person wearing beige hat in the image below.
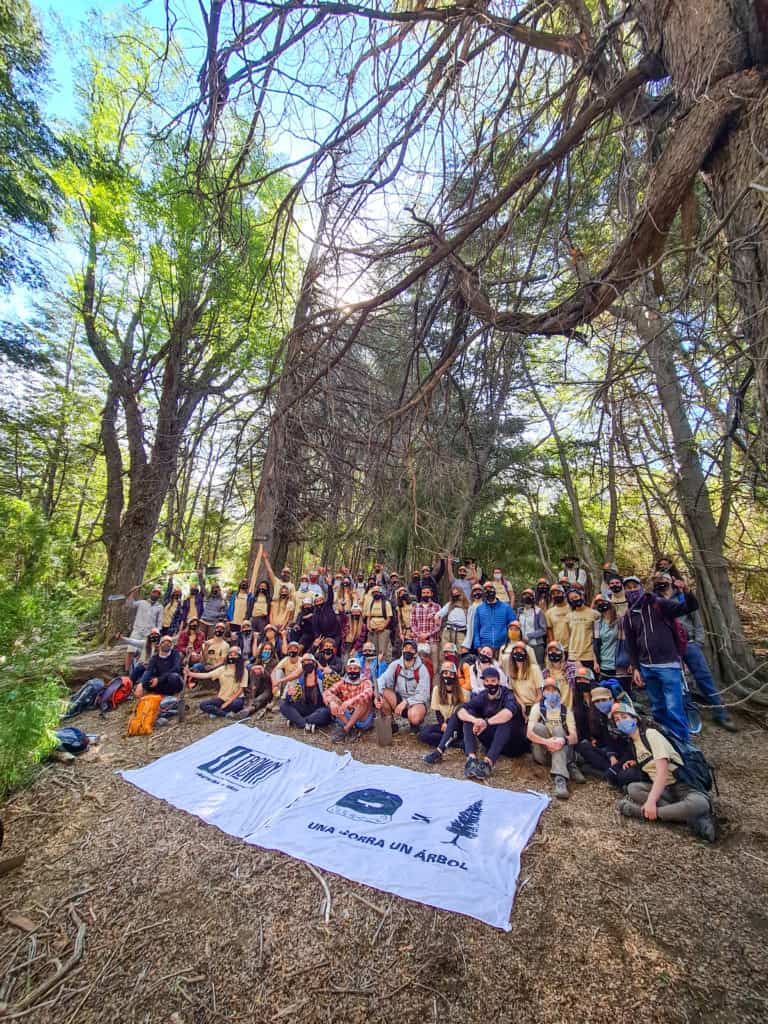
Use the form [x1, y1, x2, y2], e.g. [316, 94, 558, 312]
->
[527, 674, 581, 800]
[612, 702, 715, 841]
[575, 686, 634, 785]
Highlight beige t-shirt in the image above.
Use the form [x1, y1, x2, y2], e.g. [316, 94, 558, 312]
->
[430, 684, 470, 720]
[508, 662, 544, 708]
[203, 637, 229, 669]
[270, 598, 295, 628]
[367, 598, 392, 631]
[252, 592, 269, 617]
[232, 593, 249, 624]
[206, 663, 244, 702]
[632, 728, 682, 781]
[546, 604, 570, 648]
[566, 607, 600, 662]
[528, 701, 577, 737]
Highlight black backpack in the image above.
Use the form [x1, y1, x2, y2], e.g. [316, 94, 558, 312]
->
[638, 724, 717, 794]
[538, 700, 569, 731]
[63, 678, 106, 719]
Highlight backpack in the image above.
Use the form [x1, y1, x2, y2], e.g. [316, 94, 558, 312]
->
[538, 700, 569, 732]
[638, 724, 716, 794]
[63, 678, 106, 719]
[126, 694, 163, 736]
[98, 676, 133, 714]
[158, 696, 185, 718]
[54, 726, 90, 754]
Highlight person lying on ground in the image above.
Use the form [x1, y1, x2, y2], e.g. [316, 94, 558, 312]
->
[612, 700, 716, 842]
[323, 660, 374, 743]
[279, 654, 333, 734]
[188, 650, 247, 718]
[135, 634, 184, 699]
[527, 674, 581, 801]
[375, 639, 431, 731]
[418, 660, 470, 748]
[424, 666, 526, 779]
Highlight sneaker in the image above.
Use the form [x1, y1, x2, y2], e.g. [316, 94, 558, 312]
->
[346, 728, 361, 743]
[689, 813, 717, 843]
[616, 798, 642, 818]
[569, 764, 586, 784]
[473, 760, 492, 780]
[330, 725, 347, 744]
[237, 706, 254, 720]
[553, 775, 570, 800]
[423, 749, 443, 765]
[390, 721, 400, 735]
[463, 756, 479, 779]
[305, 723, 316, 735]
[714, 716, 738, 733]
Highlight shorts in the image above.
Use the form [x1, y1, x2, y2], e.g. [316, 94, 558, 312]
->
[343, 707, 374, 730]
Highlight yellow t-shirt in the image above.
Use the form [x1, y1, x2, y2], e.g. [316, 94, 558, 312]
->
[566, 607, 600, 662]
[430, 684, 470, 720]
[528, 701, 577, 737]
[207, 663, 244, 703]
[203, 638, 229, 669]
[632, 728, 682, 781]
[162, 598, 180, 629]
[508, 662, 543, 708]
[545, 605, 570, 648]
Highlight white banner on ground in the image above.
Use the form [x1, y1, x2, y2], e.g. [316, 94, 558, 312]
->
[254, 759, 549, 930]
[120, 725, 350, 839]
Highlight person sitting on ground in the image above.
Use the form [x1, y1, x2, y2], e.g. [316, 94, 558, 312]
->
[527, 674, 580, 800]
[376, 639, 431, 731]
[463, 645, 508, 694]
[316, 638, 343, 675]
[260, 623, 282, 658]
[660, 574, 736, 733]
[176, 618, 203, 667]
[469, 582, 518, 654]
[542, 642, 572, 707]
[517, 588, 548, 667]
[622, 574, 698, 741]
[575, 685, 634, 786]
[410, 585, 442, 671]
[122, 583, 163, 656]
[227, 579, 253, 632]
[569, 663, 596, 740]
[545, 584, 570, 651]
[612, 700, 716, 841]
[272, 640, 303, 697]
[437, 585, 469, 652]
[504, 640, 544, 714]
[323, 659, 374, 743]
[199, 623, 229, 672]
[250, 579, 271, 634]
[237, 620, 258, 664]
[239, 640, 279, 718]
[356, 640, 388, 687]
[136, 634, 184, 699]
[424, 666, 525, 778]
[161, 578, 184, 635]
[418, 660, 470, 748]
[279, 653, 333, 734]
[130, 628, 161, 683]
[188, 648, 247, 718]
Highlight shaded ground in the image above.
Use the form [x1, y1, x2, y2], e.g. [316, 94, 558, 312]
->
[1, 699, 767, 1024]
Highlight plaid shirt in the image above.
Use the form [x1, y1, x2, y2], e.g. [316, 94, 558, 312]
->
[323, 676, 373, 711]
[409, 601, 441, 641]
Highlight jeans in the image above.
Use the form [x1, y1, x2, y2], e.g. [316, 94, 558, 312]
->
[279, 699, 332, 729]
[683, 643, 726, 720]
[418, 722, 464, 749]
[199, 696, 245, 716]
[639, 664, 689, 741]
[531, 722, 572, 778]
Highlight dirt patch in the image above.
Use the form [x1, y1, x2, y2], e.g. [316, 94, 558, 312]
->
[1, 702, 767, 1023]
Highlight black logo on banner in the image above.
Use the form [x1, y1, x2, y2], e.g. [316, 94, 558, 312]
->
[443, 799, 483, 849]
[328, 788, 403, 823]
[196, 745, 286, 791]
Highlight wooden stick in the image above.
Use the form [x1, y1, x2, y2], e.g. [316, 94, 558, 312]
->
[10, 920, 86, 1012]
[305, 862, 332, 924]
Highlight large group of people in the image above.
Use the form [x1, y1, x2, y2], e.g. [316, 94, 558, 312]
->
[120, 552, 734, 843]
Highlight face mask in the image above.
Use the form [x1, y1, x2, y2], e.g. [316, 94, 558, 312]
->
[553, 595, 565, 604]
[625, 588, 644, 606]
[548, 653, 562, 663]
[472, 594, 483, 602]
[403, 651, 415, 662]
[451, 592, 461, 601]
[321, 650, 333, 659]
[302, 665, 314, 674]
[421, 595, 432, 603]
[261, 651, 271, 660]
[214, 630, 224, 637]
[440, 674, 456, 685]
[150, 595, 158, 604]
[347, 672, 361, 681]
[568, 597, 584, 608]
[484, 592, 496, 603]
[616, 717, 636, 735]
[478, 655, 492, 664]
[596, 602, 610, 612]
[485, 685, 500, 698]
[610, 585, 623, 593]
[227, 657, 239, 665]
[653, 585, 669, 596]
[595, 699, 613, 715]
[543, 691, 560, 709]
[512, 651, 527, 662]
[493, 572, 502, 580]
[160, 646, 172, 656]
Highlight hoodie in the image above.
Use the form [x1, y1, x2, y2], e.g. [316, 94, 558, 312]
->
[377, 655, 431, 705]
[623, 591, 698, 667]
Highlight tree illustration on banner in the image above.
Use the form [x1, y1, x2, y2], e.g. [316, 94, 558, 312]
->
[443, 799, 483, 848]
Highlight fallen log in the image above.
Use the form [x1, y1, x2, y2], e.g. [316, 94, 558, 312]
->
[66, 645, 133, 686]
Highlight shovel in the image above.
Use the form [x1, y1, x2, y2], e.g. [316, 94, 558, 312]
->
[374, 710, 393, 747]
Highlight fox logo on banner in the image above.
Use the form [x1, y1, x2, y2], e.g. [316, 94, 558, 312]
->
[121, 725, 350, 839]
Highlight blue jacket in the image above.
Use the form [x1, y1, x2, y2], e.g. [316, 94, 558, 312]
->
[354, 653, 388, 684]
[227, 591, 254, 621]
[470, 601, 518, 650]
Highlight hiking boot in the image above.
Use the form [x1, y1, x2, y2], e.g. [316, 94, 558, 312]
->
[473, 759, 492, 780]
[464, 756, 479, 779]
[569, 764, 586, 784]
[305, 723, 316, 735]
[553, 775, 570, 800]
[689, 813, 717, 843]
[237, 706, 254, 721]
[423, 749, 443, 765]
[714, 716, 738, 733]
[390, 721, 400, 735]
[330, 725, 347, 744]
[616, 798, 642, 818]
[346, 728, 361, 743]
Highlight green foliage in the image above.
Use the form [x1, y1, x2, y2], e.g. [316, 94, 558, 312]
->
[0, 497, 74, 799]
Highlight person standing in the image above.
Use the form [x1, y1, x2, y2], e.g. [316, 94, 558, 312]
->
[123, 584, 163, 652]
[544, 584, 570, 651]
[517, 588, 547, 666]
[437, 586, 469, 652]
[410, 585, 442, 670]
[365, 584, 393, 661]
[468, 583, 518, 655]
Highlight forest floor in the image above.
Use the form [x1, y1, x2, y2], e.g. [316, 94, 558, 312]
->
[1, 697, 767, 1024]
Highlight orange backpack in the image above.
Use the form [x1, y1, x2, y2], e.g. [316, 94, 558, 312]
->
[126, 694, 163, 736]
